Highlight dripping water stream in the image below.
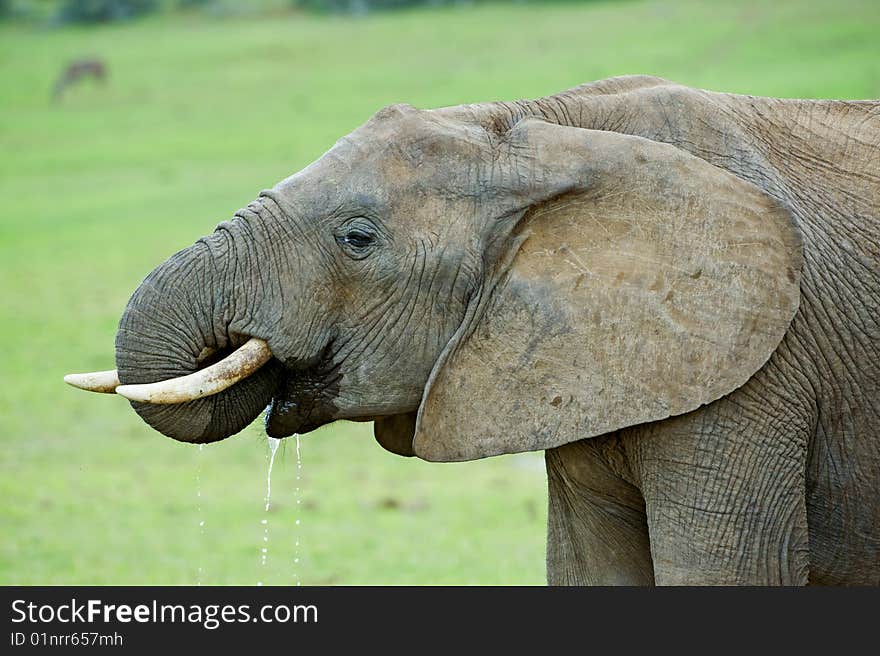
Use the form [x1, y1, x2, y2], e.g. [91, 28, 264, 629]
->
[196, 443, 204, 585]
[293, 433, 302, 586]
[257, 437, 280, 586]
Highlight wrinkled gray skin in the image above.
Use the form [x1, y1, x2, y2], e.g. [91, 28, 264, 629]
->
[116, 76, 880, 585]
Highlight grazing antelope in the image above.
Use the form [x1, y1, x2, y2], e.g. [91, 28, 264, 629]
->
[52, 58, 107, 102]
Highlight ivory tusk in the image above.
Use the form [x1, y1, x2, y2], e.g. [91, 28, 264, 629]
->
[64, 347, 218, 395]
[64, 370, 121, 394]
[115, 337, 272, 404]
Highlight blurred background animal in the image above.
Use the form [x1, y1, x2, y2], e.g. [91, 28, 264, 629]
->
[52, 58, 106, 102]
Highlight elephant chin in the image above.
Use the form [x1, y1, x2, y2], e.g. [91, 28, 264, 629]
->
[373, 414, 417, 457]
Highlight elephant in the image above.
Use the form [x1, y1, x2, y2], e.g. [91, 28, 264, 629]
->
[66, 75, 880, 585]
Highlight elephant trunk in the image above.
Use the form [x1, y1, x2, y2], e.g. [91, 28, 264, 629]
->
[113, 222, 284, 443]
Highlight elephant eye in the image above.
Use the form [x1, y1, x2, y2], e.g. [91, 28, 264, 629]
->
[335, 226, 376, 259]
[343, 230, 374, 249]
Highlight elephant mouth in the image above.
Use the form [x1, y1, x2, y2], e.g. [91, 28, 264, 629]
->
[264, 367, 340, 439]
[262, 335, 344, 438]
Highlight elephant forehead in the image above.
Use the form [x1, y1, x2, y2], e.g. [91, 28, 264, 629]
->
[269, 147, 388, 208]
[349, 108, 491, 170]
[267, 116, 504, 231]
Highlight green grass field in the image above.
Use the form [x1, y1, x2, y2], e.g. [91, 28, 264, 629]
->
[1, 0, 878, 585]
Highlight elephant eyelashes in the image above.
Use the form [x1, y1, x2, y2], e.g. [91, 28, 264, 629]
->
[334, 225, 376, 259]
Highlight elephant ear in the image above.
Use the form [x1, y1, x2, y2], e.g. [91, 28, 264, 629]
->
[412, 119, 803, 462]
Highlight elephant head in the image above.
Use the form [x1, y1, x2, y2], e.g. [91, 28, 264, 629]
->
[67, 103, 802, 461]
